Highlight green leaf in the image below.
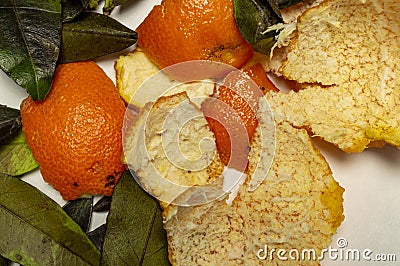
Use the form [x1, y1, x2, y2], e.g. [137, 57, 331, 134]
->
[0, 174, 101, 265]
[276, 0, 305, 9]
[93, 196, 112, 212]
[0, 255, 10, 266]
[63, 197, 93, 233]
[0, 0, 62, 101]
[59, 12, 138, 63]
[0, 105, 21, 144]
[103, 0, 129, 14]
[0, 130, 38, 176]
[88, 0, 100, 9]
[88, 224, 107, 252]
[233, 0, 283, 54]
[62, 0, 90, 22]
[101, 171, 170, 266]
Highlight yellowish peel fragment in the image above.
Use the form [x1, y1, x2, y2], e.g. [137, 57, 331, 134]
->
[115, 48, 215, 109]
[267, 0, 400, 153]
[163, 97, 344, 265]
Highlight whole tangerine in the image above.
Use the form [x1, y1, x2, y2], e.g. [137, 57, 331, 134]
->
[20, 61, 126, 200]
[136, 0, 254, 79]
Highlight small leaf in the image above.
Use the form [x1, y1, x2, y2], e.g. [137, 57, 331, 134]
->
[234, 0, 283, 54]
[62, 0, 90, 22]
[88, 0, 100, 9]
[93, 196, 112, 212]
[59, 12, 138, 63]
[0, 0, 62, 101]
[0, 105, 21, 144]
[276, 0, 305, 9]
[88, 224, 107, 252]
[100, 171, 170, 266]
[63, 197, 94, 233]
[103, 0, 129, 14]
[0, 130, 38, 176]
[0, 174, 100, 265]
[0, 255, 10, 266]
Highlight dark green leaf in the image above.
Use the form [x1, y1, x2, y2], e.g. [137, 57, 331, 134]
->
[276, 0, 305, 9]
[234, 0, 283, 54]
[103, 0, 130, 14]
[0, 130, 38, 176]
[88, 224, 107, 252]
[0, 105, 21, 144]
[0, 0, 62, 101]
[62, 0, 90, 22]
[101, 171, 170, 266]
[0, 173, 100, 265]
[63, 197, 93, 233]
[93, 196, 112, 212]
[59, 12, 137, 63]
[0, 255, 10, 266]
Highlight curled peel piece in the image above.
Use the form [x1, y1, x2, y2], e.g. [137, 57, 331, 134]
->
[164, 116, 344, 265]
[123, 60, 277, 206]
[247, 97, 276, 191]
[123, 92, 225, 206]
[270, 0, 400, 152]
[115, 51, 220, 109]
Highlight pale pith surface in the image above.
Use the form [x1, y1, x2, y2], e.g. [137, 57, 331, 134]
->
[115, 48, 215, 109]
[123, 92, 224, 205]
[164, 99, 344, 265]
[268, 0, 400, 152]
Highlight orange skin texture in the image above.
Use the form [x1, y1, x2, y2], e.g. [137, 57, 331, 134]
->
[136, 0, 254, 78]
[202, 63, 278, 170]
[20, 61, 126, 200]
[243, 63, 279, 94]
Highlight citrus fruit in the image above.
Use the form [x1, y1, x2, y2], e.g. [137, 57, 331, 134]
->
[20, 61, 126, 200]
[202, 63, 278, 170]
[136, 0, 254, 78]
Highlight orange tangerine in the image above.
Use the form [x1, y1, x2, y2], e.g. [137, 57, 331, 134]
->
[20, 61, 126, 200]
[136, 0, 254, 79]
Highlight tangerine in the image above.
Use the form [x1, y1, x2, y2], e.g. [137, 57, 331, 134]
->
[20, 61, 126, 200]
[136, 0, 254, 79]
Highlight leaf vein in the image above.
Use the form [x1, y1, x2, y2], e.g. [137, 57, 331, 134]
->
[139, 204, 158, 265]
[63, 29, 135, 38]
[0, 204, 93, 264]
[0, 6, 59, 14]
[0, 194, 97, 265]
[11, 0, 39, 98]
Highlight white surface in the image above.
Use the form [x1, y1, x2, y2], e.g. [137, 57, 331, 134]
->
[1, 0, 399, 265]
